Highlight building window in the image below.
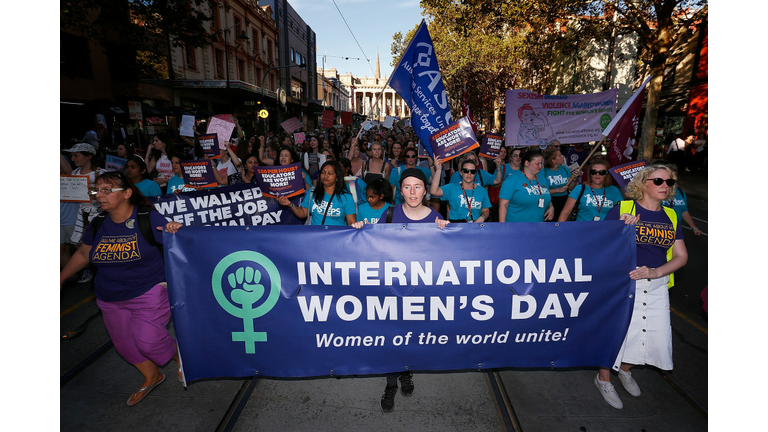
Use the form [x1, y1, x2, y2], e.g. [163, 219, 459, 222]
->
[290, 48, 295, 63]
[212, 1, 221, 30]
[252, 27, 260, 58]
[215, 49, 225, 79]
[238, 59, 245, 81]
[185, 44, 197, 70]
[267, 39, 274, 63]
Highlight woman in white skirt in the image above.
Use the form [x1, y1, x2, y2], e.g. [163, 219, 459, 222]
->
[597, 164, 688, 409]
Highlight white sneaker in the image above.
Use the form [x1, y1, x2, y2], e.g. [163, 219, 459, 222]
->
[618, 369, 641, 397]
[594, 374, 623, 409]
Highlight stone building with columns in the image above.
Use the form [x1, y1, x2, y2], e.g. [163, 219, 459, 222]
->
[336, 51, 410, 121]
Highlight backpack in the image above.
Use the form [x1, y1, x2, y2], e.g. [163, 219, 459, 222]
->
[89, 205, 163, 256]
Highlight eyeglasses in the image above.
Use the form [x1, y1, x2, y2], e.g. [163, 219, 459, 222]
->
[405, 154, 417, 159]
[589, 169, 608, 175]
[461, 169, 477, 174]
[645, 178, 676, 187]
[89, 188, 125, 196]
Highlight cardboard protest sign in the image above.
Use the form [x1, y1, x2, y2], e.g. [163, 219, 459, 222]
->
[609, 159, 648, 190]
[428, 117, 479, 163]
[383, 115, 396, 129]
[181, 160, 218, 189]
[321, 110, 335, 129]
[105, 155, 127, 171]
[128, 101, 142, 120]
[60, 175, 91, 203]
[197, 134, 220, 159]
[180, 115, 196, 137]
[254, 163, 306, 199]
[207, 116, 235, 150]
[293, 132, 306, 145]
[281, 117, 303, 134]
[479, 133, 504, 159]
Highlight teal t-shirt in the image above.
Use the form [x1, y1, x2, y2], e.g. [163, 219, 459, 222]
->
[545, 165, 572, 197]
[498, 170, 551, 222]
[440, 183, 491, 221]
[357, 202, 391, 224]
[300, 188, 357, 226]
[568, 184, 623, 221]
[135, 178, 162, 197]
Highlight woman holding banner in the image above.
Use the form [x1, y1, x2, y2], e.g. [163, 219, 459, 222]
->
[431, 155, 491, 223]
[497, 150, 555, 222]
[543, 147, 578, 221]
[280, 160, 356, 226]
[351, 167, 448, 413]
[60, 171, 181, 406]
[557, 159, 622, 222]
[595, 165, 688, 410]
[279, 145, 311, 191]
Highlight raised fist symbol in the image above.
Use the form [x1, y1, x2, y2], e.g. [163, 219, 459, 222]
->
[228, 266, 265, 308]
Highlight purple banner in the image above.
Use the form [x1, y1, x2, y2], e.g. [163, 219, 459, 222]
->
[181, 160, 218, 189]
[198, 134, 219, 159]
[254, 163, 306, 199]
[479, 133, 504, 159]
[428, 117, 479, 163]
[609, 159, 648, 190]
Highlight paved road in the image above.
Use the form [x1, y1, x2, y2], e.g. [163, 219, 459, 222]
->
[60, 168, 708, 431]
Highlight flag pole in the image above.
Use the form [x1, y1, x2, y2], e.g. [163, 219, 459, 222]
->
[565, 136, 608, 188]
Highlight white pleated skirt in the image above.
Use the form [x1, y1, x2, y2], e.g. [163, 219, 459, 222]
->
[612, 274, 674, 371]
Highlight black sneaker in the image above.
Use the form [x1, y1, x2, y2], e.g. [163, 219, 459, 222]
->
[399, 372, 414, 397]
[380, 385, 397, 412]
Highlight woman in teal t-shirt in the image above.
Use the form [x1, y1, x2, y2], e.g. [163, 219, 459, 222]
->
[498, 150, 554, 222]
[356, 178, 394, 224]
[558, 159, 623, 222]
[280, 160, 357, 226]
[543, 147, 576, 221]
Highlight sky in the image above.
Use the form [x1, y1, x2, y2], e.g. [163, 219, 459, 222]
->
[290, 0, 424, 79]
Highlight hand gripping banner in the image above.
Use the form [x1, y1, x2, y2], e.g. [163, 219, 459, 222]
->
[165, 221, 636, 382]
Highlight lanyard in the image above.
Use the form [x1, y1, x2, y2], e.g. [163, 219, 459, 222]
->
[527, 175, 543, 196]
[589, 186, 606, 214]
[461, 184, 476, 220]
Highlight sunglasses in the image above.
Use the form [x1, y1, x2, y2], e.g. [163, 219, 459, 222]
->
[590, 169, 608, 175]
[405, 154, 417, 159]
[645, 178, 676, 187]
[461, 169, 477, 174]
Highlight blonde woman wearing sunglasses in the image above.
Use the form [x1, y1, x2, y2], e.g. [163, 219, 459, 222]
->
[594, 164, 688, 410]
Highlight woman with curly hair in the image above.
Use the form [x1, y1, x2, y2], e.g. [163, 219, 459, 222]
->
[594, 164, 688, 410]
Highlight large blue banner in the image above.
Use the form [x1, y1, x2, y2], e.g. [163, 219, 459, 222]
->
[389, 20, 452, 157]
[165, 222, 636, 382]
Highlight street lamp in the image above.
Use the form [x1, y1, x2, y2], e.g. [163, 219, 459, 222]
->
[222, 24, 249, 111]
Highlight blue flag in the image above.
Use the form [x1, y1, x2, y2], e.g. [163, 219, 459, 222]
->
[389, 20, 453, 157]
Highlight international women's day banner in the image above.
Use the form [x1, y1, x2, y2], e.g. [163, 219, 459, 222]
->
[428, 117, 479, 162]
[253, 163, 306, 199]
[149, 183, 304, 226]
[505, 89, 618, 147]
[165, 221, 636, 382]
